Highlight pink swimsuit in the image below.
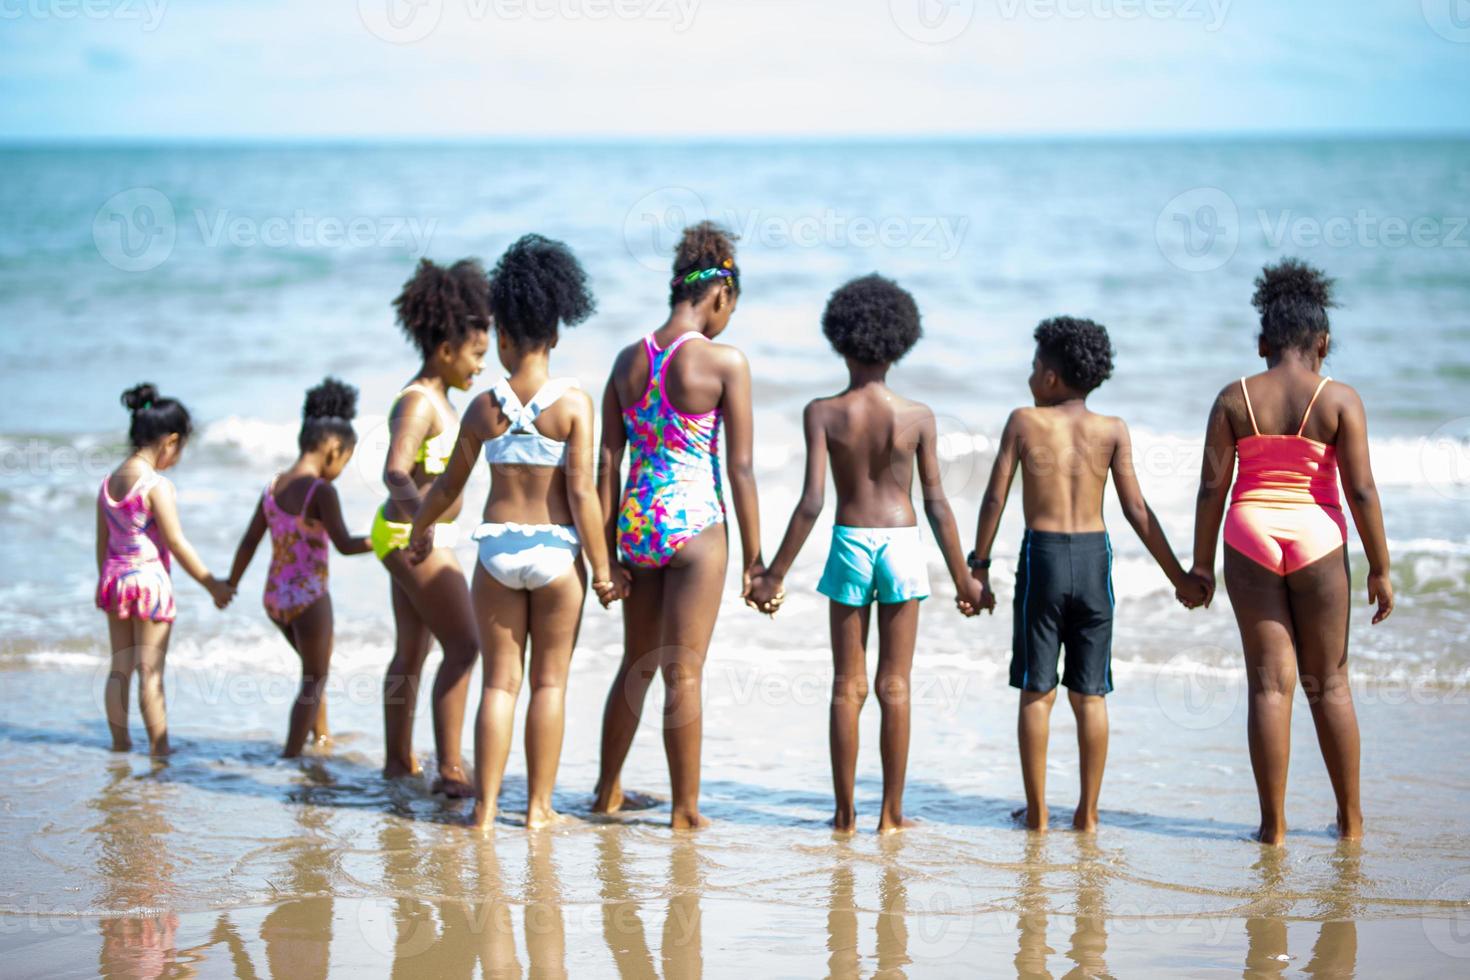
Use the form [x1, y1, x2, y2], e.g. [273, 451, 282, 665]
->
[1225, 377, 1347, 575]
[617, 332, 725, 568]
[96, 471, 176, 623]
[262, 477, 330, 624]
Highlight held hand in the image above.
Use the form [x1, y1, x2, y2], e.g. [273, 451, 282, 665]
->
[406, 527, 433, 566]
[1174, 574, 1208, 610]
[591, 572, 623, 609]
[208, 577, 235, 610]
[1367, 569, 1394, 624]
[1185, 565, 1216, 609]
[970, 568, 997, 614]
[954, 576, 982, 617]
[746, 572, 785, 617]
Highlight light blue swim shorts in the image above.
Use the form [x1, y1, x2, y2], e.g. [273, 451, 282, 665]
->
[816, 525, 931, 607]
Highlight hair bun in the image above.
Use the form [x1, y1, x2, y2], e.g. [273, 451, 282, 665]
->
[303, 376, 359, 421]
[121, 383, 159, 413]
[1252, 257, 1335, 315]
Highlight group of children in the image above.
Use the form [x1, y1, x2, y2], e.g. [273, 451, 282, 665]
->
[97, 227, 1393, 844]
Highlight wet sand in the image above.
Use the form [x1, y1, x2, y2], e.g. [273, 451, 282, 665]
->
[1, 626, 1466, 977]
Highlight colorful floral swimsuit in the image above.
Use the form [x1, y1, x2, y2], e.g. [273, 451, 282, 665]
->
[96, 470, 175, 623]
[263, 477, 330, 624]
[617, 331, 725, 568]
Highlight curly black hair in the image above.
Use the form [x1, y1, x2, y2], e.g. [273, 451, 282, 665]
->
[669, 221, 740, 308]
[1252, 258, 1335, 354]
[821, 274, 923, 366]
[392, 258, 491, 357]
[120, 383, 192, 449]
[299, 376, 358, 452]
[488, 234, 597, 349]
[1034, 317, 1114, 393]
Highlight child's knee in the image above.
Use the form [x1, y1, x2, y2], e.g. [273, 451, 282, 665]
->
[832, 674, 869, 705]
[660, 659, 702, 690]
[873, 673, 910, 707]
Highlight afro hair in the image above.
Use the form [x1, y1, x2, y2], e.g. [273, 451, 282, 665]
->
[299, 376, 359, 452]
[821, 274, 922, 366]
[392, 258, 491, 357]
[1252, 258, 1335, 353]
[489, 234, 597, 349]
[1034, 317, 1114, 393]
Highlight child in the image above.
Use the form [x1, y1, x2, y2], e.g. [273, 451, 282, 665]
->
[97, 383, 235, 755]
[410, 234, 619, 832]
[969, 317, 1205, 833]
[226, 378, 373, 758]
[592, 222, 765, 830]
[377, 258, 490, 796]
[748, 274, 981, 834]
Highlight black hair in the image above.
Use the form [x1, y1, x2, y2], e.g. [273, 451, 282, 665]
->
[121, 383, 193, 449]
[821, 274, 923, 366]
[669, 221, 740, 307]
[392, 258, 491, 358]
[488, 234, 597, 349]
[1034, 317, 1114, 393]
[1252, 258, 1335, 354]
[299, 376, 359, 453]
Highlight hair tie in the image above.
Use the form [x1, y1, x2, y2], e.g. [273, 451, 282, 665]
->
[142, 400, 152, 410]
[675, 267, 736, 287]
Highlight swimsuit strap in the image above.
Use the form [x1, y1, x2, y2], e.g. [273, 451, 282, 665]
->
[398, 384, 455, 428]
[300, 478, 323, 517]
[489, 377, 528, 427]
[492, 377, 579, 432]
[1296, 377, 1332, 437]
[1238, 378, 1260, 436]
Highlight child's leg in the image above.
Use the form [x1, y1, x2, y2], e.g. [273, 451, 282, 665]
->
[135, 619, 173, 756]
[828, 600, 870, 833]
[105, 614, 137, 751]
[1224, 547, 1298, 845]
[383, 577, 433, 779]
[875, 600, 919, 833]
[1017, 689, 1057, 830]
[524, 564, 586, 828]
[281, 598, 333, 759]
[1066, 690, 1108, 832]
[1287, 549, 1361, 839]
[469, 566, 529, 831]
[593, 567, 664, 813]
[659, 526, 727, 830]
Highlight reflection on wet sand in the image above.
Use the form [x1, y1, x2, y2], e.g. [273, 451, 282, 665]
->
[662, 839, 703, 980]
[825, 837, 917, 979]
[261, 805, 334, 980]
[598, 830, 658, 979]
[1013, 834, 1110, 979]
[1244, 843, 1360, 979]
[93, 760, 179, 979]
[594, 829, 704, 979]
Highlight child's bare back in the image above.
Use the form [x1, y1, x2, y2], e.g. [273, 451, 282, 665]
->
[813, 384, 932, 528]
[1008, 403, 1124, 534]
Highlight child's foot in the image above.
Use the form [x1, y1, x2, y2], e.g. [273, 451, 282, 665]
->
[468, 802, 496, 835]
[432, 764, 474, 799]
[1012, 806, 1048, 832]
[828, 811, 858, 835]
[383, 758, 423, 781]
[1071, 809, 1099, 833]
[110, 738, 132, 753]
[592, 781, 661, 814]
[1251, 825, 1286, 847]
[877, 816, 919, 835]
[671, 809, 712, 831]
[526, 806, 567, 830]
[148, 737, 173, 757]
[1334, 809, 1363, 841]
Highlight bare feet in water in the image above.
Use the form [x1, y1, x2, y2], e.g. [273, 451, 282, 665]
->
[829, 811, 858, 835]
[382, 759, 422, 781]
[1071, 809, 1098, 833]
[592, 780, 661, 815]
[526, 806, 567, 830]
[1013, 806, 1047, 832]
[148, 737, 172, 757]
[877, 816, 919, 835]
[468, 802, 495, 835]
[432, 764, 474, 799]
[671, 809, 711, 831]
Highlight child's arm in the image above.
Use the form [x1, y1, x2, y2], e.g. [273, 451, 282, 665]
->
[311, 483, 371, 556]
[226, 497, 268, 590]
[718, 347, 764, 595]
[149, 479, 234, 608]
[96, 504, 108, 575]
[382, 391, 436, 513]
[1332, 384, 1394, 623]
[1190, 393, 1236, 606]
[564, 390, 618, 607]
[596, 369, 631, 598]
[916, 406, 980, 616]
[970, 410, 1024, 612]
[407, 396, 485, 561]
[1110, 418, 1193, 596]
[751, 401, 829, 611]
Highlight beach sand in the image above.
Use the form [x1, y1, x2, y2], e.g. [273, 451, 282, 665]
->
[2, 607, 1466, 977]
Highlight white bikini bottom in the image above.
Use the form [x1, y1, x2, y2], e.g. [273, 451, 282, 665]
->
[471, 522, 580, 591]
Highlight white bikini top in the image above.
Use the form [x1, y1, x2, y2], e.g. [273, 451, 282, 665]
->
[484, 377, 578, 468]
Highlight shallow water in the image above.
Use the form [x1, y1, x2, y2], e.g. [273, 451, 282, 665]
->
[1, 139, 1468, 975]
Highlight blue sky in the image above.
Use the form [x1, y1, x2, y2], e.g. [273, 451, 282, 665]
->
[2, 0, 1468, 138]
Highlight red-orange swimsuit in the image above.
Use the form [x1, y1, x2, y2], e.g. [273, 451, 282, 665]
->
[1224, 377, 1347, 575]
